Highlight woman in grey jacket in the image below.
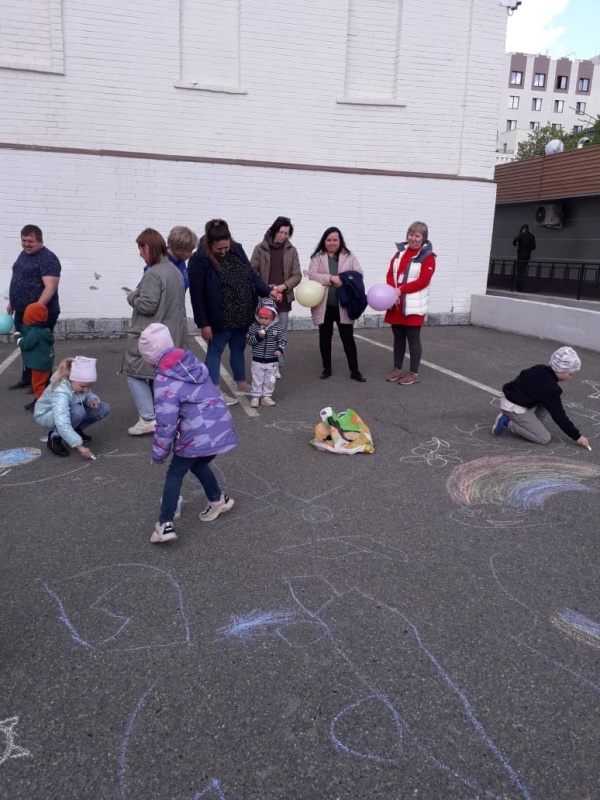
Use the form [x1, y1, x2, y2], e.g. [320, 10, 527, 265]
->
[123, 228, 188, 435]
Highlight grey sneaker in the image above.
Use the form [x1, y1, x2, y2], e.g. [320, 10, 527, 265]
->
[151, 522, 177, 543]
[199, 494, 234, 522]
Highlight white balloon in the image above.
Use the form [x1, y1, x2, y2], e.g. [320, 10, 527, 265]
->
[545, 139, 564, 156]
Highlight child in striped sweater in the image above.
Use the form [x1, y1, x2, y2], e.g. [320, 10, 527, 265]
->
[246, 299, 286, 407]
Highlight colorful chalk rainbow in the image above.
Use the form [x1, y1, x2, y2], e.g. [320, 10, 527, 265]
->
[552, 609, 600, 650]
[446, 456, 600, 509]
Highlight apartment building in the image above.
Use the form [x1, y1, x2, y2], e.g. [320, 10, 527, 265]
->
[497, 53, 600, 159]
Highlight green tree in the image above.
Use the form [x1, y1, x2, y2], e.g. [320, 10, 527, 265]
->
[516, 117, 600, 160]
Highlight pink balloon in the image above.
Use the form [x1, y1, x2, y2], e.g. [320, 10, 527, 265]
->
[367, 283, 397, 311]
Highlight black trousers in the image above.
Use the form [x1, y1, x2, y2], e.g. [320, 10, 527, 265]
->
[515, 258, 529, 292]
[319, 304, 359, 373]
[392, 324, 422, 374]
[14, 308, 60, 384]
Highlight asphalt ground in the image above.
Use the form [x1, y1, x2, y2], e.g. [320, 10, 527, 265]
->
[1, 326, 599, 800]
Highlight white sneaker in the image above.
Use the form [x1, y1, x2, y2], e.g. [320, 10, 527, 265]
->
[150, 521, 177, 543]
[260, 396, 276, 406]
[250, 397, 260, 408]
[174, 495, 183, 520]
[220, 393, 238, 406]
[199, 493, 234, 522]
[128, 417, 156, 436]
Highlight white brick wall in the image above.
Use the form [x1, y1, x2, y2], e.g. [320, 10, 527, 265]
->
[0, 0, 507, 322]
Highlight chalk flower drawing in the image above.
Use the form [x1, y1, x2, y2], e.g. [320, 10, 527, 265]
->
[0, 717, 31, 766]
[399, 437, 463, 467]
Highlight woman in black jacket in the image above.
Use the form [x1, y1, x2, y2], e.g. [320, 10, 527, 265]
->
[188, 219, 278, 405]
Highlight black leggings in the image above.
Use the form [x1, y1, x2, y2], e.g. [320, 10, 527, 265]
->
[319, 304, 359, 373]
[392, 324, 422, 374]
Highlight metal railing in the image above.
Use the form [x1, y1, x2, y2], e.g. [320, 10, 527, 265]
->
[488, 258, 600, 301]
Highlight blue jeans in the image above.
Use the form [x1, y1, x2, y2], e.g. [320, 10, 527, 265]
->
[68, 400, 111, 431]
[159, 454, 221, 523]
[205, 328, 248, 386]
[126, 375, 155, 421]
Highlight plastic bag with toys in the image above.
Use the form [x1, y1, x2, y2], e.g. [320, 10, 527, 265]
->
[310, 407, 374, 455]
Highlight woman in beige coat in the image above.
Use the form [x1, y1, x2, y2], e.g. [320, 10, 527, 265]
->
[251, 216, 301, 373]
[308, 226, 365, 382]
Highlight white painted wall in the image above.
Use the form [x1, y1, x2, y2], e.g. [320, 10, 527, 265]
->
[0, 0, 508, 323]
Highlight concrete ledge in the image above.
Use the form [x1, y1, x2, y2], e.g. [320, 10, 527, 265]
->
[0, 311, 471, 342]
[470, 294, 600, 353]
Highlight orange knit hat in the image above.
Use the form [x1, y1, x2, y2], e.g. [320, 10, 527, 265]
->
[23, 302, 49, 325]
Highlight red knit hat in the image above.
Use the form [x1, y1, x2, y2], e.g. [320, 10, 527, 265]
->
[23, 302, 48, 324]
[257, 308, 274, 318]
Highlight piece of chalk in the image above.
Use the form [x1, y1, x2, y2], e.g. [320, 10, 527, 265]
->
[89, 453, 97, 460]
[586, 445, 592, 451]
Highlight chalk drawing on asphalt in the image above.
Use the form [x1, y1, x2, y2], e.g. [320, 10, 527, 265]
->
[490, 554, 600, 694]
[0, 717, 31, 766]
[276, 535, 409, 563]
[446, 455, 600, 529]
[43, 563, 192, 651]
[221, 574, 532, 799]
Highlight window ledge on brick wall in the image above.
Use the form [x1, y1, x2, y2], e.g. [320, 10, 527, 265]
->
[0, 61, 64, 75]
[336, 97, 406, 107]
[174, 81, 247, 95]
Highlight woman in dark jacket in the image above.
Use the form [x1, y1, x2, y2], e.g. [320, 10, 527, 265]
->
[188, 219, 278, 405]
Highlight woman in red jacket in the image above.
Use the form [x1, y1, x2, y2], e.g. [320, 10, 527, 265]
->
[384, 221, 436, 386]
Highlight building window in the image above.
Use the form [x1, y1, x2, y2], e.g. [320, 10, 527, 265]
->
[555, 123, 563, 131]
[533, 72, 546, 87]
[573, 125, 583, 133]
[578, 77, 590, 91]
[531, 97, 542, 111]
[510, 71, 523, 85]
[529, 121, 540, 130]
[576, 101, 586, 114]
[509, 95, 520, 108]
[554, 100, 564, 113]
[506, 119, 517, 131]
[556, 75, 568, 89]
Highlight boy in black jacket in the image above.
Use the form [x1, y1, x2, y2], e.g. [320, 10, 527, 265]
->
[492, 346, 590, 448]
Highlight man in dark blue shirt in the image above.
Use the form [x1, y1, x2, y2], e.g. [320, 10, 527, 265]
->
[7, 225, 61, 389]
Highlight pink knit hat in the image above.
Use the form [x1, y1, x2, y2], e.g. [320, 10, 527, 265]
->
[139, 323, 175, 364]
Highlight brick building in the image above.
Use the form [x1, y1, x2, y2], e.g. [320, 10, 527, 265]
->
[1, 0, 509, 327]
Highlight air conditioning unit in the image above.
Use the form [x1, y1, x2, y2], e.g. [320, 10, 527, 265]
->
[534, 204, 563, 228]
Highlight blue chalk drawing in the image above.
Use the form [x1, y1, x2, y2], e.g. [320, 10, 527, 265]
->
[276, 534, 409, 563]
[43, 563, 192, 651]
[219, 609, 296, 639]
[224, 575, 533, 799]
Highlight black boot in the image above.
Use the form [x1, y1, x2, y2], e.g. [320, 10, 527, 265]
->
[47, 432, 69, 457]
[75, 426, 92, 443]
[350, 371, 366, 382]
[320, 369, 332, 379]
[24, 400, 36, 412]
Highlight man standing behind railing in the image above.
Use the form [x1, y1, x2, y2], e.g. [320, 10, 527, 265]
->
[512, 224, 536, 292]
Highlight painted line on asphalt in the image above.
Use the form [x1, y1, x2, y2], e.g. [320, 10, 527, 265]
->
[0, 347, 21, 376]
[354, 333, 502, 397]
[193, 336, 259, 418]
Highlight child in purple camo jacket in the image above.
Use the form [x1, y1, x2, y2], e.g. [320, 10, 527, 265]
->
[139, 322, 239, 544]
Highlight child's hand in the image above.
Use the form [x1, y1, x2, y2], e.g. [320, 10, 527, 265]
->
[76, 445, 94, 459]
[577, 435, 591, 450]
[88, 399, 99, 410]
[274, 349, 282, 356]
[257, 328, 266, 337]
